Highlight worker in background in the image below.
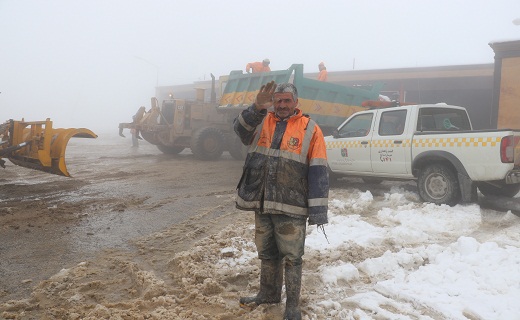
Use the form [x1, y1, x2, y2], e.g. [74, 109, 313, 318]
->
[130, 128, 139, 147]
[246, 58, 271, 73]
[130, 113, 140, 148]
[317, 62, 328, 82]
[130, 108, 145, 147]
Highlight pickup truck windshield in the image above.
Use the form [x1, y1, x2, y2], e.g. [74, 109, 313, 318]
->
[417, 107, 471, 131]
[337, 113, 373, 137]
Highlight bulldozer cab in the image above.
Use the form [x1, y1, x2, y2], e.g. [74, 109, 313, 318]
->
[159, 99, 192, 135]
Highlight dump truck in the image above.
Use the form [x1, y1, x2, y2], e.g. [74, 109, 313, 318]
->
[0, 118, 97, 177]
[119, 64, 382, 160]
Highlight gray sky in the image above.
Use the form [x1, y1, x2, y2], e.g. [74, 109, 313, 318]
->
[1, 0, 519, 133]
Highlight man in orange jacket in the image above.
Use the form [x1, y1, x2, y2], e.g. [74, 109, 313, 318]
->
[234, 81, 329, 319]
[317, 62, 328, 81]
[245, 58, 271, 73]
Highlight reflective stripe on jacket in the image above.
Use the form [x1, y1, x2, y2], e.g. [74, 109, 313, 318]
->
[234, 105, 329, 224]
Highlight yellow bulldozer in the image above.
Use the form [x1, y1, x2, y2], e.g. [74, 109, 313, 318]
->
[0, 118, 97, 177]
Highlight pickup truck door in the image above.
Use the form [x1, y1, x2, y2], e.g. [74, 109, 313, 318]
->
[326, 112, 374, 174]
[370, 109, 409, 174]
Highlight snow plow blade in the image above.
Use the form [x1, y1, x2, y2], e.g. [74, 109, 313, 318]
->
[0, 119, 97, 177]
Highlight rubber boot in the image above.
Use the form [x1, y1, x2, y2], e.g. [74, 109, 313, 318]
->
[283, 263, 302, 320]
[240, 259, 283, 305]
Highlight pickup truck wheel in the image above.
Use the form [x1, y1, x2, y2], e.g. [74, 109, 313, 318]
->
[157, 145, 184, 154]
[478, 182, 520, 198]
[190, 127, 225, 160]
[417, 163, 460, 205]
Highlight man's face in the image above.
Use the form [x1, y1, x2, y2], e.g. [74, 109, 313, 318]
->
[273, 92, 297, 120]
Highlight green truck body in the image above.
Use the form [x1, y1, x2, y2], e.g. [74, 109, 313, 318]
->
[218, 64, 382, 134]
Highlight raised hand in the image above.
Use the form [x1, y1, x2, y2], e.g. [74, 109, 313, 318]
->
[255, 81, 276, 110]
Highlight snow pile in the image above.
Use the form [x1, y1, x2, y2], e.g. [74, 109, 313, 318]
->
[375, 237, 520, 319]
[302, 190, 520, 319]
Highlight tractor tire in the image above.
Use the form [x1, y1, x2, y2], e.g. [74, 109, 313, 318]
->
[417, 163, 460, 205]
[157, 145, 184, 155]
[478, 182, 520, 198]
[190, 127, 225, 160]
[228, 135, 248, 160]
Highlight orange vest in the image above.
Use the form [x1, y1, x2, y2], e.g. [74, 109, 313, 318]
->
[253, 110, 327, 161]
[235, 107, 329, 222]
[317, 69, 328, 81]
[246, 62, 271, 73]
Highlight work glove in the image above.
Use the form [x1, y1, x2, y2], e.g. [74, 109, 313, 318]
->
[254, 80, 276, 111]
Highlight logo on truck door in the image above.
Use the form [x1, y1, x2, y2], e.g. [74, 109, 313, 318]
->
[378, 149, 393, 162]
[341, 148, 348, 157]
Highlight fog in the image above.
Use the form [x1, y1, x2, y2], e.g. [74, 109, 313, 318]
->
[1, 0, 519, 134]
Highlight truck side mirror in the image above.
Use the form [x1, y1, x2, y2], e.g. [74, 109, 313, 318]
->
[332, 129, 340, 138]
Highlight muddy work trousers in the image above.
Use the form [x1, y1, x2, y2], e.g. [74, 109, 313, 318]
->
[254, 212, 307, 266]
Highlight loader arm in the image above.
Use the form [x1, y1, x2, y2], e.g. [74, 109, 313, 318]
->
[0, 119, 97, 177]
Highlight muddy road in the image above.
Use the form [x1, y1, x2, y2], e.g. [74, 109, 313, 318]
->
[0, 135, 243, 302]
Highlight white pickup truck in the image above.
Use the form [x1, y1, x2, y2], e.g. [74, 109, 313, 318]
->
[325, 103, 520, 205]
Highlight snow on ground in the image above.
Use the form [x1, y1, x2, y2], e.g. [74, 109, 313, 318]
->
[214, 186, 520, 319]
[3, 182, 520, 319]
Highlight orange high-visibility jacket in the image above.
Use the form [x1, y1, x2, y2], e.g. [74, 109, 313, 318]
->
[246, 62, 271, 73]
[234, 106, 329, 224]
[317, 69, 328, 82]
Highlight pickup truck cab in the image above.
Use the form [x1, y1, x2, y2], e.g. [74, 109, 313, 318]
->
[325, 103, 520, 205]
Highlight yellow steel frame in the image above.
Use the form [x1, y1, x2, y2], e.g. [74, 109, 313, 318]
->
[5, 119, 97, 177]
